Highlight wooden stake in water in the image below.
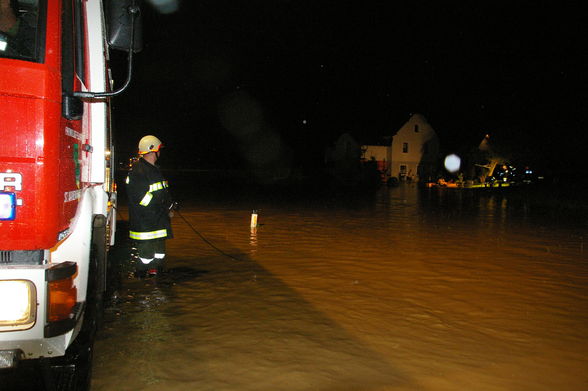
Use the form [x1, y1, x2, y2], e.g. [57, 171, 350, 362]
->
[250, 210, 258, 228]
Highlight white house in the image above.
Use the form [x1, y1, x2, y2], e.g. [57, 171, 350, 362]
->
[362, 113, 440, 182]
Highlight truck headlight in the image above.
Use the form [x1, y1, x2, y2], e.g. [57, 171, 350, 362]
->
[0, 280, 37, 331]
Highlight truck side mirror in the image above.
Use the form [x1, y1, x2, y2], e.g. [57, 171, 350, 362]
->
[106, 0, 143, 52]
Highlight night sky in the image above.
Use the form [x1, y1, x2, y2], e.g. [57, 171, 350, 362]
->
[112, 1, 586, 175]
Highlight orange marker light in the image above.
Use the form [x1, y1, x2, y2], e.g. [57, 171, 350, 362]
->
[47, 277, 77, 322]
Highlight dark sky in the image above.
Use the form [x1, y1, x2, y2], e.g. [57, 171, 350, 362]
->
[113, 1, 587, 173]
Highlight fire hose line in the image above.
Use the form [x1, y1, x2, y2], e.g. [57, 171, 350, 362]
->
[114, 205, 243, 262]
[174, 209, 244, 262]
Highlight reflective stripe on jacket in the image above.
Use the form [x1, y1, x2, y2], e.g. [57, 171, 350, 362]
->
[126, 158, 173, 240]
[137, 181, 169, 206]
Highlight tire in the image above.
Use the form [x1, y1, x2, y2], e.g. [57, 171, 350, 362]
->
[42, 335, 94, 391]
[39, 297, 95, 390]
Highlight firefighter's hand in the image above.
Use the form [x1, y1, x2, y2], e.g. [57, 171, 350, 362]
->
[169, 210, 174, 218]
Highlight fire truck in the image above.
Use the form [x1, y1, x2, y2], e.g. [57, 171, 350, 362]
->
[0, 0, 141, 388]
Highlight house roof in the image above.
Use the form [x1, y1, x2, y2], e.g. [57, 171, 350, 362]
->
[388, 112, 434, 137]
[361, 112, 436, 146]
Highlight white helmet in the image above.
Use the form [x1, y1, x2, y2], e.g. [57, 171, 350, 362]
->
[138, 135, 163, 155]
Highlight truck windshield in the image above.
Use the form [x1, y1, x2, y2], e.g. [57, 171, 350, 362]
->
[0, 0, 43, 62]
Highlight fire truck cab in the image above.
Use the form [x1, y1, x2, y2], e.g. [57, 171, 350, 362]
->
[0, 0, 141, 388]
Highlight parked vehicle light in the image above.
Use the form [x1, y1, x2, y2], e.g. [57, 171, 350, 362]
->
[0, 192, 16, 220]
[0, 280, 37, 331]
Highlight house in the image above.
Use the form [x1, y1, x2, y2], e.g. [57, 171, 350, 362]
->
[362, 113, 440, 182]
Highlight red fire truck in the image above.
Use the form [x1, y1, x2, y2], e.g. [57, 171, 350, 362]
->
[0, 0, 141, 388]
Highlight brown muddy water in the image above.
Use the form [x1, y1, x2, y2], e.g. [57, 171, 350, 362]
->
[91, 182, 587, 390]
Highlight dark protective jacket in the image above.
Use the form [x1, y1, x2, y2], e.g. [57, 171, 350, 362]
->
[125, 158, 173, 240]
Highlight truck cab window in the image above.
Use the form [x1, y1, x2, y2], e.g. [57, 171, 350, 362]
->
[0, 0, 44, 62]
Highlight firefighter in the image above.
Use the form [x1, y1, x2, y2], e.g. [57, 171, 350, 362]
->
[125, 135, 174, 277]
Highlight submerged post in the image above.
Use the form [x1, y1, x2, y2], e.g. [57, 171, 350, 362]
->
[250, 210, 258, 228]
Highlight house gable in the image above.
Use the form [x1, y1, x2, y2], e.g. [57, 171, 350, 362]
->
[392, 114, 437, 158]
[390, 113, 440, 180]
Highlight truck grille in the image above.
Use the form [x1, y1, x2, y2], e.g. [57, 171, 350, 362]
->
[0, 250, 44, 265]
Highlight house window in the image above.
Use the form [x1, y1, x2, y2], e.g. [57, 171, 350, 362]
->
[402, 142, 408, 153]
[414, 124, 419, 132]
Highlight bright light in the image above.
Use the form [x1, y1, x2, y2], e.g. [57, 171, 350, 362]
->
[444, 154, 461, 173]
[0, 192, 16, 220]
[0, 280, 36, 331]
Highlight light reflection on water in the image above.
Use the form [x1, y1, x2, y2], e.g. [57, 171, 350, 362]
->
[92, 184, 588, 391]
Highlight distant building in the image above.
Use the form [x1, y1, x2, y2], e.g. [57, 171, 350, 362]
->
[361, 145, 390, 180]
[362, 113, 440, 182]
[324, 133, 382, 187]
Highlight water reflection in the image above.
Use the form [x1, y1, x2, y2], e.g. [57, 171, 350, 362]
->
[249, 227, 258, 253]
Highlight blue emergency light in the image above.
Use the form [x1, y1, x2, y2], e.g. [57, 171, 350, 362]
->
[0, 191, 16, 220]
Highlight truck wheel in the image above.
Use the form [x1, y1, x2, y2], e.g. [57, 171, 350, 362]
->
[39, 334, 93, 391]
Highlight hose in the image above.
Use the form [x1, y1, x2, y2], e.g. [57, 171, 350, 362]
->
[175, 209, 244, 262]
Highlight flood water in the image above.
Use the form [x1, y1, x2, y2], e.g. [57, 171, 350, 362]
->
[91, 181, 588, 391]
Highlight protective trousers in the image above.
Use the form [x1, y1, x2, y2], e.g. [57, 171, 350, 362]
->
[135, 238, 166, 271]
